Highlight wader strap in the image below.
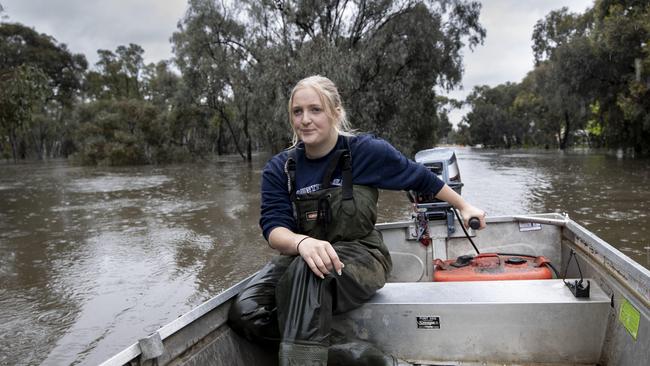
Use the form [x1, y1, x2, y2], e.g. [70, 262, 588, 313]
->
[321, 149, 353, 200]
[342, 136, 353, 200]
[285, 148, 298, 222]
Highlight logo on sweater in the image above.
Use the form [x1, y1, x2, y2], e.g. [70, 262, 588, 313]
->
[306, 211, 318, 221]
[296, 179, 342, 195]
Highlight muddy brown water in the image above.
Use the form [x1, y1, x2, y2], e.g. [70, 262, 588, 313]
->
[1, 147, 648, 365]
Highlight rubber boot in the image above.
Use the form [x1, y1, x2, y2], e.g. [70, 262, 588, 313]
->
[327, 330, 413, 366]
[279, 342, 329, 366]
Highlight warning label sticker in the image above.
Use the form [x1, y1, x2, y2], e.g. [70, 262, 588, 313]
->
[519, 222, 542, 232]
[416, 316, 440, 329]
[619, 298, 640, 340]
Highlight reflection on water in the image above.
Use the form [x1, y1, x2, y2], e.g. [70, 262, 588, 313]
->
[1, 148, 649, 365]
[67, 175, 172, 193]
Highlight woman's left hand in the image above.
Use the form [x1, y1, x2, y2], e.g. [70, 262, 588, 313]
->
[297, 237, 344, 279]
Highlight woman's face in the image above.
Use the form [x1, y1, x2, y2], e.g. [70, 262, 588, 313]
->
[291, 86, 337, 150]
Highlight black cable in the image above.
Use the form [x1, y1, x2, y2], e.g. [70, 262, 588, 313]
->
[563, 249, 585, 284]
[545, 262, 561, 279]
[452, 208, 480, 255]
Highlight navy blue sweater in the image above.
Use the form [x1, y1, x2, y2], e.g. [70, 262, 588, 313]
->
[260, 134, 445, 240]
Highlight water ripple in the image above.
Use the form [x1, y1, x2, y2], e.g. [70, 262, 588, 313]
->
[67, 175, 171, 193]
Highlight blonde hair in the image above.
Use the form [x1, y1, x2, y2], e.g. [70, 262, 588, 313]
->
[288, 75, 354, 145]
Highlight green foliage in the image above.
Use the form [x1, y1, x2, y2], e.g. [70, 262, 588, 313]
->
[85, 44, 145, 100]
[173, 0, 486, 156]
[0, 22, 87, 160]
[464, 83, 527, 148]
[72, 44, 218, 165]
[585, 102, 604, 146]
[0, 23, 87, 107]
[172, 0, 253, 159]
[6, 0, 650, 162]
[73, 99, 169, 165]
[0, 65, 49, 161]
[463, 0, 650, 154]
[593, 0, 650, 155]
[142, 61, 181, 107]
[3, 1, 487, 164]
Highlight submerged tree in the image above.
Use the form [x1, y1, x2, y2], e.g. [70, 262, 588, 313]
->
[591, 0, 650, 154]
[463, 1, 650, 154]
[75, 46, 195, 165]
[0, 22, 87, 160]
[0, 65, 48, 161]
[172, 0, 254, 159]
[464, 83, 525, 148]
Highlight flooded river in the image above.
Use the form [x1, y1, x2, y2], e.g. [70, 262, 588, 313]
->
[1, 147, 648, 365]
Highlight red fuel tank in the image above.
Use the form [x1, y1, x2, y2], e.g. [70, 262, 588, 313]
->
[433, 253, 553, 282]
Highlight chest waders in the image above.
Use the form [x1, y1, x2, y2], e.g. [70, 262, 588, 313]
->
[228, 142, 394, 366]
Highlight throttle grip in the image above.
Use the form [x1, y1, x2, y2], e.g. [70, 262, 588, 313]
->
[468, 217, 481, 230]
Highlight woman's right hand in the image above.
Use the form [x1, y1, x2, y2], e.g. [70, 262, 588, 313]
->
[458, 204, 487, 230]
[296, 236, 344, 279]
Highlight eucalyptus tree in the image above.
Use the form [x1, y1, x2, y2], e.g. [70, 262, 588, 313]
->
[85, 44, 146, 100]
[590, 0, 650, 154]
[464, 83, 525, 148]
[173, 0, 486, 157]
[249, 0, 486, 155]
[513, 70, 554, 148]
[532, 1, 650, 154]
[76, 47, 191, 165]
[0, 65, 48, 161]
[142, 60, 181, 107]
[531, 7, 594, 149]
[173, 0, 255, 159]
[0, 22, 87, 160]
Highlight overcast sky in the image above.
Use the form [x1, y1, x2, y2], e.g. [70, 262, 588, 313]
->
[2, 0, 593, 124]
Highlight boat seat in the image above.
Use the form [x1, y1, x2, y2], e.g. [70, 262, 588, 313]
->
[333, 279, 610, 365]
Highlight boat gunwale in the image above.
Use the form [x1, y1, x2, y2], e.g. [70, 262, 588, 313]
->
[564, 219, 650, 311]
[98, 274, 256, 366]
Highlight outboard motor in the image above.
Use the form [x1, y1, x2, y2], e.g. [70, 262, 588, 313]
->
[410, 148, 464, 236]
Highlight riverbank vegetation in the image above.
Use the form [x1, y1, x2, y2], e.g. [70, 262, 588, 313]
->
[1, 0, 649, 165]
[0, 0, 483, 164]
[458, 0, 650, 155]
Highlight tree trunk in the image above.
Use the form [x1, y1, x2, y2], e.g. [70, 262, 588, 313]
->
[559, 110, 571, 150]
[31, 132, 43, 160]
[243, 101, 252, 161]
[216, 122, 224, 156]
[218, 106, 246, 160]
[9, 127, 18, 163]
[31, 122, 45, 160]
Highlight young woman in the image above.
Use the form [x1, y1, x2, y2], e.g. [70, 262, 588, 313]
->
[229, 75, 486, 365]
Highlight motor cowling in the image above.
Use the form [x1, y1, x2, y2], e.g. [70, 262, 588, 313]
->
[410, 148, 463, 221]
